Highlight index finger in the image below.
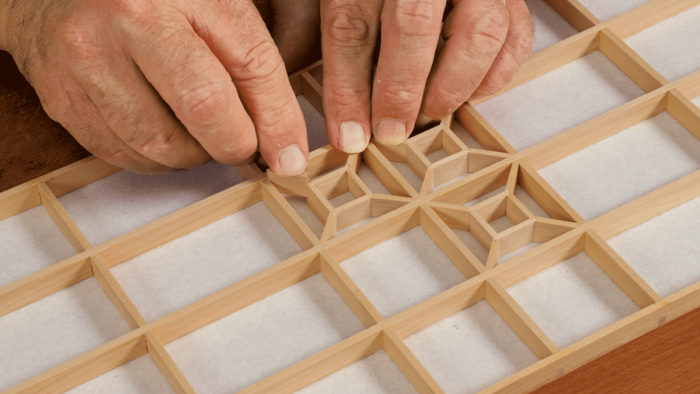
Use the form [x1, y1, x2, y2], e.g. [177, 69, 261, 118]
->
[371, 0, 445, 145]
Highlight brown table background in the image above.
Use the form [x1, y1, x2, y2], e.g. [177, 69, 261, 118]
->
[2, 50, 699, 393]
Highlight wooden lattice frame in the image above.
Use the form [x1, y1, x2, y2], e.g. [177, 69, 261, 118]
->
[3, 0, 700, 392]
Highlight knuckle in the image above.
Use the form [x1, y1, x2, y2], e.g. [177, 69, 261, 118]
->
[470, 7, 510, 48]
[235, 38, 283, 83]
[326, 4, 371, 46]
[56, 18, 98, 60]
[179, 82, 230, 127]
[381, 81, 423, 107]
[219, 136, 258, 164]
[391, 0, 441, 38]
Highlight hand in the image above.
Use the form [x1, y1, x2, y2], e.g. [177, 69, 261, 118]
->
[0, 0, 319, 175]
[320, 0, 533, 151]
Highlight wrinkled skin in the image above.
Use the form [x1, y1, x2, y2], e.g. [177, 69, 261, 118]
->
[0, 0, 532, 175]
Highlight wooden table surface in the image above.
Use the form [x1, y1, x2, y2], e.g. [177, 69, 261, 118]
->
[2, 50, 699, 394]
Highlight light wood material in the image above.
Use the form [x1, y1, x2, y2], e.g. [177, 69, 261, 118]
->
[485, 278, 559, 359]
[146, 332, 196, 394]
[5, 2, 700, 393]
[383, 327, 444, 394]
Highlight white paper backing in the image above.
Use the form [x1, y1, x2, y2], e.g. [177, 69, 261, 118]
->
[404, 299, 539, 394]
[507, 252, 639, 348]
[165, 273, 365, 394]
[340, 227, 467, 318]
[539, 112, 700, 221]
[111, 201, 303, 322]
[475, 51, 645, 151]
[608, 195, 700, 298]
[527, 0, 579, 53]
[0, 205, 76, 288]
[578, 0, 651, 21]
[58, 161, 245, 247]
[65, 355, 175, 394]
[295, 350, 418, 394]
[0, 278, 132, 391]
[624, 5, 700, 82]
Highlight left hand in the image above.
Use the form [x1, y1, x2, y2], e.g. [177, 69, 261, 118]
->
[319, 0, 533, 152]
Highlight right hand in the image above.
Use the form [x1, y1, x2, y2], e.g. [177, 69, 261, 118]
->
[1, 0, 319, 176]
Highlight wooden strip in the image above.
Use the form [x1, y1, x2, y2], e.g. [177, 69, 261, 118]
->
[431, 151, 469, 187]
[606, 0, 699, 38]
[534, 218, 579, 243]
[321, 212, 338, 242]
[469, 210, 498, 250]
[429, 202, 470, 231]
[0, 183, 41, 222]
[667, 88, 700, 141]
[440, 126, 468, 155]
[497, 219, 537, 257]
[485, 278, 559, 359]
[5, 332, 147, 394]
[544, 0, 600, 31]
[363, 143, 419, 198]
[0, 255, 93, 318]
[371, 195, 413, 217]
[506, 193, 536, 223]
[262, 179, 320, 250]
[320, 251, 384, 327]
[347, 168, 372, 197]
[301, 71, 324, 116]
[599, 28, 668, 93]
[308, 184, 334, 222]
[506, 162, 519, 193]
[91, 255, 147, 329]
[432, 163, 510, 206]
[518, 162, 585, 223]
[468, 150, 510, 173]
[267, 170, 311, 197]
[406, 144, 431, 179]
[420, 205, 485, 278]
[38, 182, 91, 253]
[346, 153, 361, 174]
[335, 195, 372, 231]
[306, 145, 349, 178]
[383, 327, 444, 394]
[145, 332, 196, 394]
[407, 125, 443, 155]
[454, 104, 517, 154]
[236, 162, 264, 180]
[472, 190, 508, 222]
[312, 167, 349, 198]
[486, 239, 501, 270]
[420, 168, 435, 196]
[239, 329, 385, 394]
[584, 230, 662, 308]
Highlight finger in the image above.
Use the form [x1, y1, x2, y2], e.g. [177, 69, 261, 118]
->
[187, 0, 309, 176]
[419, 0, 509, 124]
[39, 82, 171, 174]
[320, 0, 381, 153]
[270, 0, 322, 73]
[471, 0, 532, 99]
[372, 0, 445, 145]
[76, 54, 212, 169]
[120, 7, 258, 165]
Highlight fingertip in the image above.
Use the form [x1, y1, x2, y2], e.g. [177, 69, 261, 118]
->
[374, 118, 408, 146]
[338, 121, 369, 153]
[277, 144, 308, 176]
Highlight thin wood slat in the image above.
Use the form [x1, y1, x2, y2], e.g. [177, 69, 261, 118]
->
[485, 278, 559, 359]
[584, 230, 662, 308]
[38, 182, 91, 253]
[544, 0, 600, 31]
[383, 327, 444, 394]
[91, 256, 147, 329]
[599, 28, 668, 93]
[262, 179, 320, 250]
[667, 88, 700, 141]
[320, 251, 384, 327]
[145, 332, 196, 394]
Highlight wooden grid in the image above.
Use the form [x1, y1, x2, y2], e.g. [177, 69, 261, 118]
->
[3, 0, 700, 392]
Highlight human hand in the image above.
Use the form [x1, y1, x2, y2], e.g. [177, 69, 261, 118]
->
[0, 0, 319, 175]
[320, 0, 533, 151]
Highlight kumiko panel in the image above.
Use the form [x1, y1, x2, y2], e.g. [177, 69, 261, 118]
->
[3, 1, 700, 393]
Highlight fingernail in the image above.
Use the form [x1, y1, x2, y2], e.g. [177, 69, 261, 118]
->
[374, 119, 407, 145]
[278, 145, 307, 176]
[339, 121, 368, 153]
[416, 112, 433, 128]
